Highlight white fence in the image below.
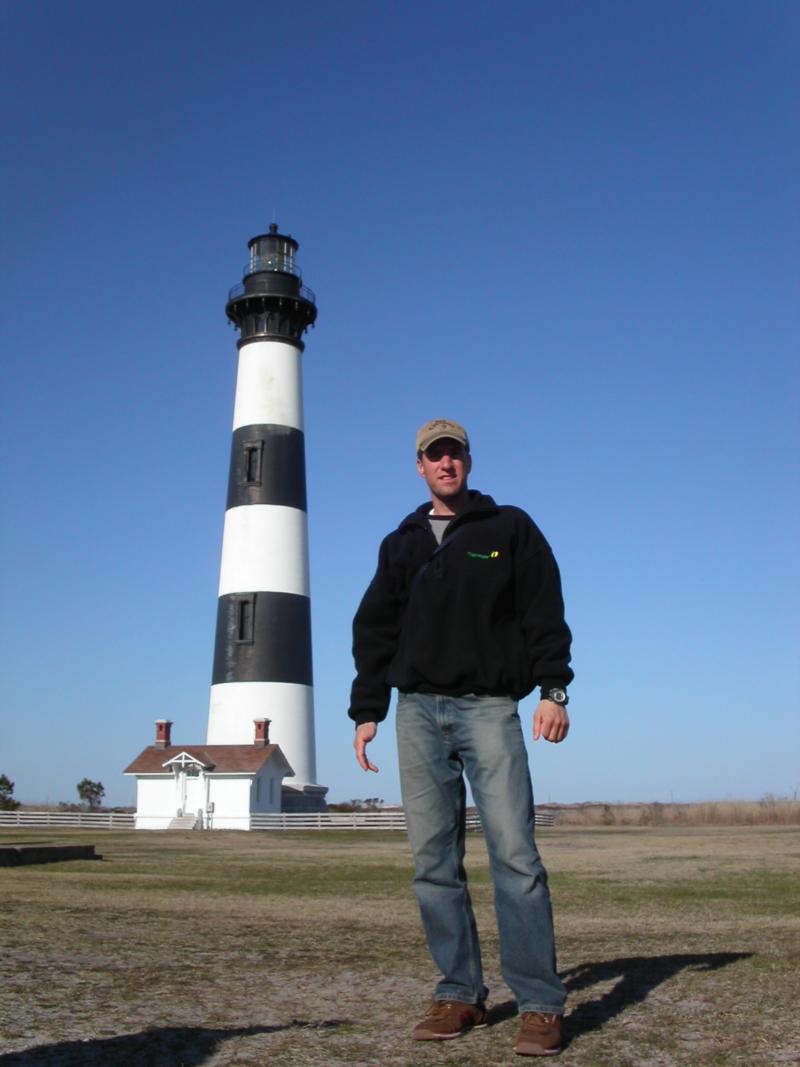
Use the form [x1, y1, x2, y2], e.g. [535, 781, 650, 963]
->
[252, 810, 411, 831]
[0, 811, 135, 829]
[0, 809, 555, 831]
[253, 810, 555, 831]
[250, 811, 482, 831]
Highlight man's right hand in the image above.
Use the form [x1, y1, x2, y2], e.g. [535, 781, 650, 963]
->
[354, 721, 379, 772]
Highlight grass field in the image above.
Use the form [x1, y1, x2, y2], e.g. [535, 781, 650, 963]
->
[1, 825, 798, 1066]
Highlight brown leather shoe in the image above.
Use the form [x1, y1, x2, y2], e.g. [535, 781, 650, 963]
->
[412, 999, 488, 1040]
[514, 1011, 563, 1056]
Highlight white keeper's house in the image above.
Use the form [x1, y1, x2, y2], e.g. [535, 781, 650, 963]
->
[124, 719, 293, 830]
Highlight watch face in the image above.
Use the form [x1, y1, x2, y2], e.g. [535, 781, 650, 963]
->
[548, 688, 567, 704]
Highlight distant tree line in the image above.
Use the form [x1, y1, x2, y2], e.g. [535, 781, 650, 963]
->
[327, 797, 385, 813]
[1, 775, 109, 811]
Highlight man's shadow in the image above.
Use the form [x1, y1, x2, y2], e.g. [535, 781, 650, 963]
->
[488, 952, 752, 1042]
[0, 1020, 347, 1066]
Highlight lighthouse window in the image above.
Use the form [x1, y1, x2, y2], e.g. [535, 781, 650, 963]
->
[243, 440, 264, 485]
[234, 595, 256, 644]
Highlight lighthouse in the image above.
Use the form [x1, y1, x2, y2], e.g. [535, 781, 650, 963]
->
[207, 224, 327, 812]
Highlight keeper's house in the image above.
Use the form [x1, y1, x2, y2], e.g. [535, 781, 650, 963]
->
[124, 719, 292, 830]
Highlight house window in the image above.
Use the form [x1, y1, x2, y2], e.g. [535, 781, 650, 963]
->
[234, 595, 256, 644]
[243, 440, 264, 486]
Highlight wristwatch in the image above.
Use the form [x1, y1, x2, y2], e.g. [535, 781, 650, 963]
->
[542, 687, 569, 706]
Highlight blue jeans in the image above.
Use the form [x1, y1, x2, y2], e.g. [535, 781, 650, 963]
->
[396, 691, 565, 1014]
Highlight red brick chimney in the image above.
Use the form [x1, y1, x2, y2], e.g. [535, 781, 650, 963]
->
[154, 720, 173, 749]
[253, 718, 271, 747]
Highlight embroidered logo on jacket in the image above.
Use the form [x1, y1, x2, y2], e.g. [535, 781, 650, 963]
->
[467, 550, 500, 560]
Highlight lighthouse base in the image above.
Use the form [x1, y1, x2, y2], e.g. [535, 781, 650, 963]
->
[207, 681, 320, 787]
[281, 782, 328, 813]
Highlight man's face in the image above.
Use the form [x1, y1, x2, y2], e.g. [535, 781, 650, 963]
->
[416, 437, 472, 506]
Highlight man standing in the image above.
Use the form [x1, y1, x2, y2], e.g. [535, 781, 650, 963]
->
[348, 419, 573, 1057]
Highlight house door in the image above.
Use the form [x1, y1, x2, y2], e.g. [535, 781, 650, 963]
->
[168, 755, 207, 819]
[176, 772, 201, 814]
[182, 773, 203, 820]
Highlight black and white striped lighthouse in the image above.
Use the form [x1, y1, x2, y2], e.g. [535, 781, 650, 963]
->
[207, 225, 327, 811]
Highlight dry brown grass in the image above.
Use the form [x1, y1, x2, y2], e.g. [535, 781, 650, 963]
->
[548, 797, 800, 827]
[1, 825, 798, 1066]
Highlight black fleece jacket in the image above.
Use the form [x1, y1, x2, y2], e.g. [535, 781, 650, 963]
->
[348, 490, 573, 726]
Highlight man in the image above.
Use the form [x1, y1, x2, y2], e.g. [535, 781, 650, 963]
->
[348, 418, 573, 1057]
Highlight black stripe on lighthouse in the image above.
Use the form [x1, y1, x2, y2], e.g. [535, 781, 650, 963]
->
[212, 591, 312, 685]
[226, 424, 307, 510]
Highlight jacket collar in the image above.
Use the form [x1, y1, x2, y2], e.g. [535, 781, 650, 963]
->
[397, 490, 499, 532]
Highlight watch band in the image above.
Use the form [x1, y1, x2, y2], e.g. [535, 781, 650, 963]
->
[542, 687, 568, 706]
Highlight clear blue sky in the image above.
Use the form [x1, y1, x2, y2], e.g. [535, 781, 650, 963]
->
[1, 1, 797, 808]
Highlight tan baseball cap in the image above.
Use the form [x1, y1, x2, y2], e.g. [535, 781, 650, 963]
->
[416, 418, 470, 454]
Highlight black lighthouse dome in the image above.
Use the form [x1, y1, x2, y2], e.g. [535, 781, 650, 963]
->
[226, 223, 317, 347]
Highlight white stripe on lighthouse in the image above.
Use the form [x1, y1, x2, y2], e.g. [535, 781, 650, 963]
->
[232, 340, 305, 431]
[207, 681, 317, 784]
[217, 505, 310, 597]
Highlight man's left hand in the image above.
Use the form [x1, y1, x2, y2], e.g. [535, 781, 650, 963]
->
[533, 700, 570, 743]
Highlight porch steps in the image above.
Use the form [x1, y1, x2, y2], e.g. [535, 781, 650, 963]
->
[165, 814, 199, 831]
